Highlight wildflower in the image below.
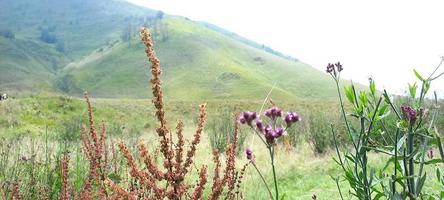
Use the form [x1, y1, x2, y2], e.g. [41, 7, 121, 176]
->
[285, 112, 301, 127]
[401, 105, 418, 125]
[264, 107, 282, 119]
[428, 149, 434, 159]
[335, 62, 343, 72]
[326, 63, 335, 73]
[275, 127, 286, 137]
[246, 148, 253, 160]
[264, 125, 286, 144]
[255, 119, 264, 132]
[263, 125, 275, 144]
[239, 111, 257, 125]
[326, 62, 343, 78]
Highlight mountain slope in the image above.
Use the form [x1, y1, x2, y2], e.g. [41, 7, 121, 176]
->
[0, 0, 341, 101]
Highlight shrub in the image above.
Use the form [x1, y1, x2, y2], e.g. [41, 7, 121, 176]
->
[40, 29, 57, 43]
[329, 59, 444, 199]
[56, 40, 65, 53]
[306, 112, 335, 154]
[207, 111, 247, 155]
[0, 29, 15, 39]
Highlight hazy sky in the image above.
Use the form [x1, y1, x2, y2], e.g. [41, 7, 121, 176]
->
[127, 0, 444, 96]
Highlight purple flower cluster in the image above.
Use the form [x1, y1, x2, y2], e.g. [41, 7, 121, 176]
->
[239, 111, 257, 126]
[264, 125, 286, 143]
[246, 148, 253, 160]
[285, 112, 301, 127]
[240, 106, 301, 145]
[401, 105, 418, 125]
[326, 62, 343, 77]
[265, 107, 282, 119]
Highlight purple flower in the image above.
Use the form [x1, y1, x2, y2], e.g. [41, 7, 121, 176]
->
[239, 116, 246, 124]
[326, 63, 335, 73]
[326, 62, 343, 77]
[285, 112, 301, 127]
[264, 125, 276, 142]
[335, 62, 343, 72]
[264, 106, 282, 119]
[401, 105, 417, 125]
[264, 125, 285, 144]
[255, 119, 264, 132]
[240, 111, 257, 125]
[275, 127, 286, 137]
[246, 148, 253, 160]
[428, 149, 434, 159]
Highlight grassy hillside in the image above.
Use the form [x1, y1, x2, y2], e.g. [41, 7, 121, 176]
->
[1, 0, 343, 101]
[0, 0, 156, 58]
[0, 37, 68, 91]
[65, 17, 339, 101]
[0, 0, 157, 92]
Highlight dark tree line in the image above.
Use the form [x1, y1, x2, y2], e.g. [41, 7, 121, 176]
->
[0, 29, 15, 39]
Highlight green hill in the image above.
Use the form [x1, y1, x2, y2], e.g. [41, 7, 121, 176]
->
[0, 0, 341, 101]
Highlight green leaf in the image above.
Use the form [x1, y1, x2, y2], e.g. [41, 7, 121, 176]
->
[369, 78, 376, 96]
[378, 104, 388, 116]
[344, 86, 355, 105]
[416, 173, 427, 195]
[423, 159, 443, 165]
[424, 81, 431, 95]
[359, 91, 368, 108]
[414, 69, 425, 81]
[408, 83, 417, 99]
[374, 193, 385, 200]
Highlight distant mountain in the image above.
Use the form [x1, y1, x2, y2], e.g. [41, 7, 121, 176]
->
[0, 0, 341, 101]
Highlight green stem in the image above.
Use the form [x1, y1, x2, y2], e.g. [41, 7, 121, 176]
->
[252, 162, 274, 200]
[407, 125, 415, 195]
[334, 79, 357, 149]
[268, 146, 279, 200]
[393, 129, 399, 195]
[334, 177, 345, 200]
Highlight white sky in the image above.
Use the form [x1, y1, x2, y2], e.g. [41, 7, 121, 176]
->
[127, 0, 444, 96]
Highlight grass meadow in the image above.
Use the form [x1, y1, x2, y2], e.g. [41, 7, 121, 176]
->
[1, 92, 443, 199]
[1, 28, 444, 200]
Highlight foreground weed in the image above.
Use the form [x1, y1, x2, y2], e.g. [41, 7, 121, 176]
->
[329, 58, 444, 199]
[239, 105, 301, 200]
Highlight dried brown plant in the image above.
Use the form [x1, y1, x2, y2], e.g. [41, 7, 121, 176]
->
[12, 181, 20, 200]
[28, 27, 247, 200]
[208, 116, 241, 200]
[60, 154, 69, 200]
[104, 27, 246, 199]
[78, 92, 110, 198]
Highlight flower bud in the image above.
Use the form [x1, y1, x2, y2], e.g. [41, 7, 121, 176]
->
[246, 148, 253, 160]
[285, 112, 301, 127]
[255, 119, 264, 132]
[401, 105, 418, 125]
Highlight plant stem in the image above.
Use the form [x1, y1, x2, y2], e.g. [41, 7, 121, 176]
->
[334, 79, 357, 149]
[393, 128, 399, 195]
[252, 162, 274, 200]
[407, 125, 415, 195]
[334, 177, 345, 200]
[268, 146, 279, 200]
